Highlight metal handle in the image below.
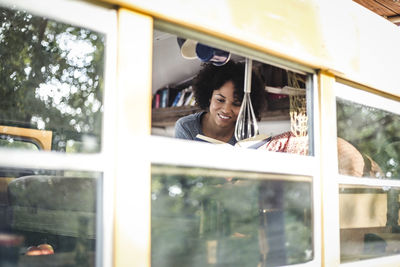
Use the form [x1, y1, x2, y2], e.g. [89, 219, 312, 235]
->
[244, 58, 252, 93]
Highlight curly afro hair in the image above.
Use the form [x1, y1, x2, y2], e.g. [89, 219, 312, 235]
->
[193, 60, 265, 120]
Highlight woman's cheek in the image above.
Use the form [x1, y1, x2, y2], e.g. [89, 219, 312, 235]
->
[233, 106, 241, 118]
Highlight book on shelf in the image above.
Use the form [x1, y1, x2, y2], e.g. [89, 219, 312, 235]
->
[175, 89, 186, 107]
[153, 87, 169, 108]
[153, 92, 161, 108]
[160, 87, 170, 108]
[153, 84, 196, 109]
[184, 90, 194, 106]
[176, 87, 191, 107]
[167, 87, 182, 107]
[171, 91, 182, 107]
[195, 133, 271, 149]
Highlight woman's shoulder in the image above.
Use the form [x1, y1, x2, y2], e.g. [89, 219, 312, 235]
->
[176, 112, 204, 126]
[174, 112, 204, 139]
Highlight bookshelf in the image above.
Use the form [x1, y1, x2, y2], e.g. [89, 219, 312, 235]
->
[151, 83, 295, 128]
[152, 106, 202, 127]
[151, 106, 290, 127]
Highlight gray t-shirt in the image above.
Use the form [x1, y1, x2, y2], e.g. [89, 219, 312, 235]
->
[174, 112, 237, 145]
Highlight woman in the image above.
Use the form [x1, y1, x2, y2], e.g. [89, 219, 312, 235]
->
[174, 60, 265, 145]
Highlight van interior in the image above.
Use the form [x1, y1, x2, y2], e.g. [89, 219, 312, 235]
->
[150, 29, 309, 139]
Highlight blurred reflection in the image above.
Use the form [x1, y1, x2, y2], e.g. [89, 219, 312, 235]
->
[0, 138, 39, 151]
[151, 165, 313, 267]
[340, 185, 400, 262]
[0, 167, 100, 266]
[0, 5, 105, 153]
[337, 98, 400, 179]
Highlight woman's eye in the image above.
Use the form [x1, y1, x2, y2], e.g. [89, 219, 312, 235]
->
[216, 98, 225, 103]
[233, 102, 241, 107]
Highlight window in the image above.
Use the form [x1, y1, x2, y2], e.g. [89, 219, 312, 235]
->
[0, 125, 52, 150]
[337, 98, 400, 179]
[148, 22, 319, 267]
[0, 3, 106, 153]
[151, 28, 314, 156]
[151, 165, 313, 266]
[0, 1, 115, 266]
[339, 184, 400, 262]
[0, 167, 101, 266]
[336, 82, 400, 263]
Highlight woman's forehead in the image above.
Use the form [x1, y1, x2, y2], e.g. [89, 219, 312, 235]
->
[213, 82, 241, 102]
[213, 81, 234, 95]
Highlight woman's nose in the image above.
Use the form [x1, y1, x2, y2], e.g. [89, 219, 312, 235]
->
[221, 102, 232, 113]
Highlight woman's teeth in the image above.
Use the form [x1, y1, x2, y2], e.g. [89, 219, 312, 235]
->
[219, 114, 230, 119]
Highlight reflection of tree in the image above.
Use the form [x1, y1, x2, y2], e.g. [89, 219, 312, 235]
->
[258, 181, 286, 266]
[337, 100, 400, 178]
[337, 100, 400, 243]
[151, 170, 313, 267]
[0, 7, 104, 152]
[387, 189, 400, 231]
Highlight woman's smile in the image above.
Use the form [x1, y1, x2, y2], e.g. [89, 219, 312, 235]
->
[218, 113, 232, 120]
[208, 81, 241, 129]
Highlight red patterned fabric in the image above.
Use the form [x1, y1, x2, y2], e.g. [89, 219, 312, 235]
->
[261, 131, 308, 155]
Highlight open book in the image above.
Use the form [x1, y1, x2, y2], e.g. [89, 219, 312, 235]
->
[195, 134, 271, 149]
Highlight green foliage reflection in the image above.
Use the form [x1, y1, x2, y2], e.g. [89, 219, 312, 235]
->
[151, 169, 313, 267]
[337, 99, 400, 178]
[0, 6, 104, 152]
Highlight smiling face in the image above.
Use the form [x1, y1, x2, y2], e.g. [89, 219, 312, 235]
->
[208, 80, 241, 130]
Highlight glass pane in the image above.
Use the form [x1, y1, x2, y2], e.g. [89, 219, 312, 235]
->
[0, 167, 101, 266]
[337, 98, 400, 179]
[151, 29, 311, 156]
[340, 185, 400, 262]
[151, 165, 313, 266]
[0, 4, 105, 153]
[0, 138, 39, 151]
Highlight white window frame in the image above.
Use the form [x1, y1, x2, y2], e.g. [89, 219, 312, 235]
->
[147, 22, 322, 266]
[335, 81, 400, 266]
[0, 1, 117, 266]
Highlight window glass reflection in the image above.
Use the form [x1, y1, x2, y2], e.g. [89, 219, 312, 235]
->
[340, 185, 400, 262]
[0, 167, 101, 266]
[151, 165, 313, 267]
[151, 30, 312, 156]
[0, 5, 105, 153]
[337, 98, 400, 179]
[0, 138, 39, 151]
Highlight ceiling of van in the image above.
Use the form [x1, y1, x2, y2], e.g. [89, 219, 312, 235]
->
[353, 0, 400, 25]
[152, 30, 243, 93]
